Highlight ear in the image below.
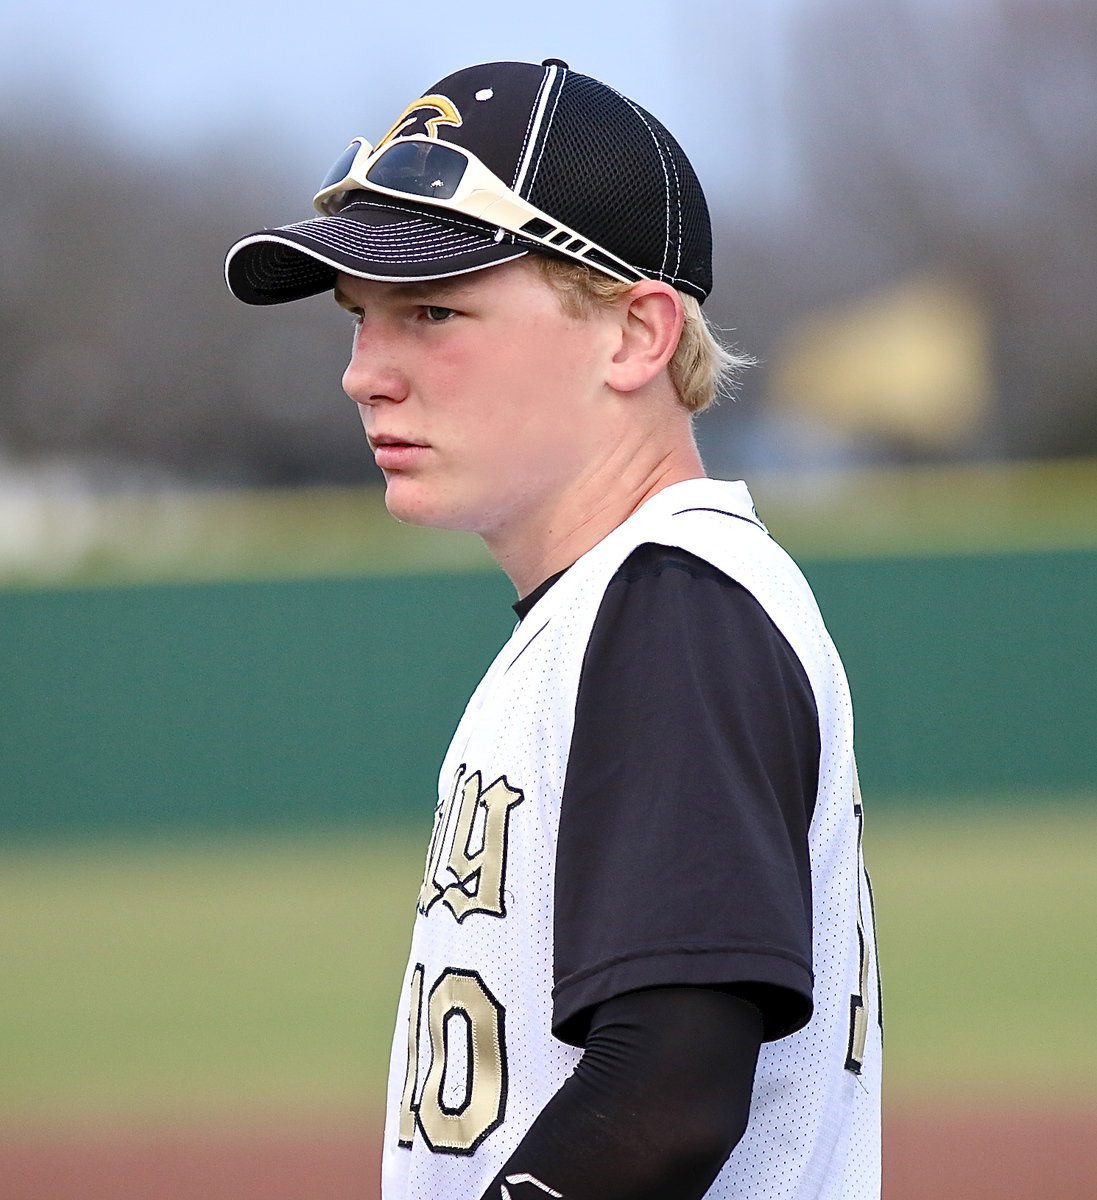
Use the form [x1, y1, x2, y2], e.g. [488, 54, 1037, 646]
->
[605, 281, 685, 394]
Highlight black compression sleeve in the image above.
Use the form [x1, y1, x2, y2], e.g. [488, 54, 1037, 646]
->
[475, 986, 764, 1200]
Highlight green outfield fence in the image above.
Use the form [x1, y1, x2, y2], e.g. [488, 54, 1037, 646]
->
[3, 544, 1095, 837]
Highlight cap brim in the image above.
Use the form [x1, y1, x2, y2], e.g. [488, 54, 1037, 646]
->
[224, 200, 531, 305]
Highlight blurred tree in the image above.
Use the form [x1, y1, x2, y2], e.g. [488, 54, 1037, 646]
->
[784, 0, 1097, 457]
[0, 84, 378, 486]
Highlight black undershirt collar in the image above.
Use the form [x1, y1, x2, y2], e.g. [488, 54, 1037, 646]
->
[513, 567, 570, 620]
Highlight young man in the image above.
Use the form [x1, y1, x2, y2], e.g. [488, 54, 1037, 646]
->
[225, 59, 881, 1200]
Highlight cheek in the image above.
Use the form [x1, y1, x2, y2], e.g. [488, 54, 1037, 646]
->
[500, 322, 603, 402]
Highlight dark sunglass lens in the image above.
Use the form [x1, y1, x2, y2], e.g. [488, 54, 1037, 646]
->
[317, 143, 362, 193]
[366, 140, 467, 200]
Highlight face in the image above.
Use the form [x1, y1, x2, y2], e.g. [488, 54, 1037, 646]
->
[337, 259, 620, 541]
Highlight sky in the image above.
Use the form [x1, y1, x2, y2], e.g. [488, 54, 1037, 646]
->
[0, 0, 811, 209]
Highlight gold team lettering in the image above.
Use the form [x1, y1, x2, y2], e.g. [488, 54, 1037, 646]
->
[419, 766, 524, 921]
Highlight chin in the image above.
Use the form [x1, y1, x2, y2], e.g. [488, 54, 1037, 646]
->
[383, 492, 434, 528]
[383, 481, 473, 533]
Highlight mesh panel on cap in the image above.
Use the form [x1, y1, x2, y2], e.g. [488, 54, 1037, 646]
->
[527, 73, 712, 299]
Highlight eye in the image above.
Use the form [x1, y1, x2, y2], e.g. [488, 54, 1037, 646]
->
[424, 305, 456, 322]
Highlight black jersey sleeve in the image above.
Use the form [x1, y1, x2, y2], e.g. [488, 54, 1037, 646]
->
[551, 543, 819, 1046]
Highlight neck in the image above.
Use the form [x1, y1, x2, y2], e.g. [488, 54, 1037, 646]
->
[486, 436, 706, 599]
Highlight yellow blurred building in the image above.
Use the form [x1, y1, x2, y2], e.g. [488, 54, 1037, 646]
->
[769, 273, 992, 450]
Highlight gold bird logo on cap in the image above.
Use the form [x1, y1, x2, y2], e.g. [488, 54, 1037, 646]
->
[376, 94, 463, 151]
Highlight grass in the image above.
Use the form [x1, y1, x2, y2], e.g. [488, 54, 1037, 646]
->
[2, 458, 1096, 590]
[1, 800, 1094, 1125]
[865, 799, 1097, 1105]
[0, 827, 426, 1123]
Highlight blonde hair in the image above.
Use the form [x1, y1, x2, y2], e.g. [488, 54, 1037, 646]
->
[528, 255, 751, 413]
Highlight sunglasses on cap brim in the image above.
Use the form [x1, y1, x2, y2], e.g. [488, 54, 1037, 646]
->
[313, 135, 644, 286]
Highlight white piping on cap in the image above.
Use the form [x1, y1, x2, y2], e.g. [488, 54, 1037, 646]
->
[512, 64, 560, 197]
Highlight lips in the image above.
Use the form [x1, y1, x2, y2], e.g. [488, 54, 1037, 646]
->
[369, 433, 430, 470]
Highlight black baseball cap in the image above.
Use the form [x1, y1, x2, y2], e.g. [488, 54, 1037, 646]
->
[225, 59, 712, 306]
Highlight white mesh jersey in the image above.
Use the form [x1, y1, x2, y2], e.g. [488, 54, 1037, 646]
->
[381, 478, 881, 1200]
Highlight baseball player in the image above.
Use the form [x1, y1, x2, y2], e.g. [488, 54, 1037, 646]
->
[225, 59, 881, 1200]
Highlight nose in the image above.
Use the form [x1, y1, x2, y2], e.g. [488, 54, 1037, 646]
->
[341, 320, 409, 408]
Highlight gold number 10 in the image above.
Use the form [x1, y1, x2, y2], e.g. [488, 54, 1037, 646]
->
[399, 965, 507, 1154]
